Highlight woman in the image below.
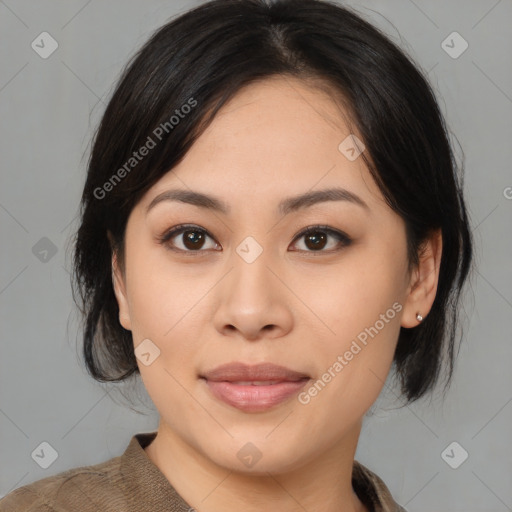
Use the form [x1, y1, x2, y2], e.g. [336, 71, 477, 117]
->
[0, 0, 473, 511]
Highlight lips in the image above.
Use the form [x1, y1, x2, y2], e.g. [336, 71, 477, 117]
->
[201, 362, 309, 382]
[200, 362, 310, 412]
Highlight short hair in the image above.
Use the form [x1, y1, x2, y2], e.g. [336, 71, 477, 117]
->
[72, 0, 474, 404]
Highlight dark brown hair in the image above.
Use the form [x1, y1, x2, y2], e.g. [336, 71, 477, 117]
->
[72, 0, 474, 404]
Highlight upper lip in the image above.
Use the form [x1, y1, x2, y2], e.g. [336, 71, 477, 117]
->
[200, 362, 309, 382]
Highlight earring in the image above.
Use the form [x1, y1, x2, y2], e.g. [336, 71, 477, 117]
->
[416, 313, 423, 322]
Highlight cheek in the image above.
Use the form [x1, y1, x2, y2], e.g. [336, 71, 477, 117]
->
[293, 247, 406, 342]
[121, 259, 209, 406]
[123, 241, 204, 337]
[126, 262, 206, 411]
[293, 248, 405, 404]
[297, 306, 402, 426]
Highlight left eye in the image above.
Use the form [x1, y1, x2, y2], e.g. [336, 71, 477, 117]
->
[158, 224, 351, 254]
[290, 226, 352, 252]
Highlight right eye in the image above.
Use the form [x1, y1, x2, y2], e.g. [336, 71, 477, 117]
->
[157, 224, 221, 254]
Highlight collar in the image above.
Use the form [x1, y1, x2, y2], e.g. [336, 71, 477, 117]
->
[120, 432, 405, 512]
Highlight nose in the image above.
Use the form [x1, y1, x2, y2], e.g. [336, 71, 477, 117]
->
[213, 247, 294, 341]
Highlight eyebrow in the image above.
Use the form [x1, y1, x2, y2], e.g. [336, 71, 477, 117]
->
[146, 187, 369, 215]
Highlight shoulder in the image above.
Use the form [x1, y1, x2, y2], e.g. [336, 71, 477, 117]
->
[0, 453, 126, 512]
[353, 460, 408, 512]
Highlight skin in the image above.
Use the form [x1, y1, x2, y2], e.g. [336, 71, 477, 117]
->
[111, 76, 442, 512]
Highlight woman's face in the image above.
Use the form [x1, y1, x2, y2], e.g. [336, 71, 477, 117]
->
[113, 76, 423, 474]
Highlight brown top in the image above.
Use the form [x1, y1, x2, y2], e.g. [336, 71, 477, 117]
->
[0, 432, 407, 512]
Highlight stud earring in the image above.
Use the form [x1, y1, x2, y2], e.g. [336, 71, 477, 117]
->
[416, 313, 423, 322]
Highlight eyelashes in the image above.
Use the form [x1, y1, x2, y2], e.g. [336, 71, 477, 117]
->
[157, 223, 352, 256]
[291, 225, 352, 253]
[158, 224, 220, 254]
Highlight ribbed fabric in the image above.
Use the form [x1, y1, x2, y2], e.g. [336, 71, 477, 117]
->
[0, 432, 407, 511]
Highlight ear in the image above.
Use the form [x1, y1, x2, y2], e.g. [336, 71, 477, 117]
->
[108, 231, 132, 331]
[401, 228, 442, 328]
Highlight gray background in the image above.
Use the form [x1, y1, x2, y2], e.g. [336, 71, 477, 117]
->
[1, 0, 511, 510]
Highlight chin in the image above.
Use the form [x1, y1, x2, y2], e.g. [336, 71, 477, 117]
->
[199, 435, 313, 476]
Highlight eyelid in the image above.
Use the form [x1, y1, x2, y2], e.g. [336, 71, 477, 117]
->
[158, 223, 210, 242]
[157, 223, 352, 254]
[289, 225, 352, 252]
[157, 224, 220, 254]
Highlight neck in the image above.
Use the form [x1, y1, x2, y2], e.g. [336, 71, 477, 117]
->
[144, 421, 367, 512]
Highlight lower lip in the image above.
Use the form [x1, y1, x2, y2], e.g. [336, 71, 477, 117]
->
[202, 378, 310, 412]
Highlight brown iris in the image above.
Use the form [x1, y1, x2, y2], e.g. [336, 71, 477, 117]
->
[177, 228, 330, 252]
[304, 231, 327, 250]
[182, 230, 206, 250]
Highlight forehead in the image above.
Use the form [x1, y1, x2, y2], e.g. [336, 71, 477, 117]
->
[141, 76, 382, 211]
[197, 76, 355, 159]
